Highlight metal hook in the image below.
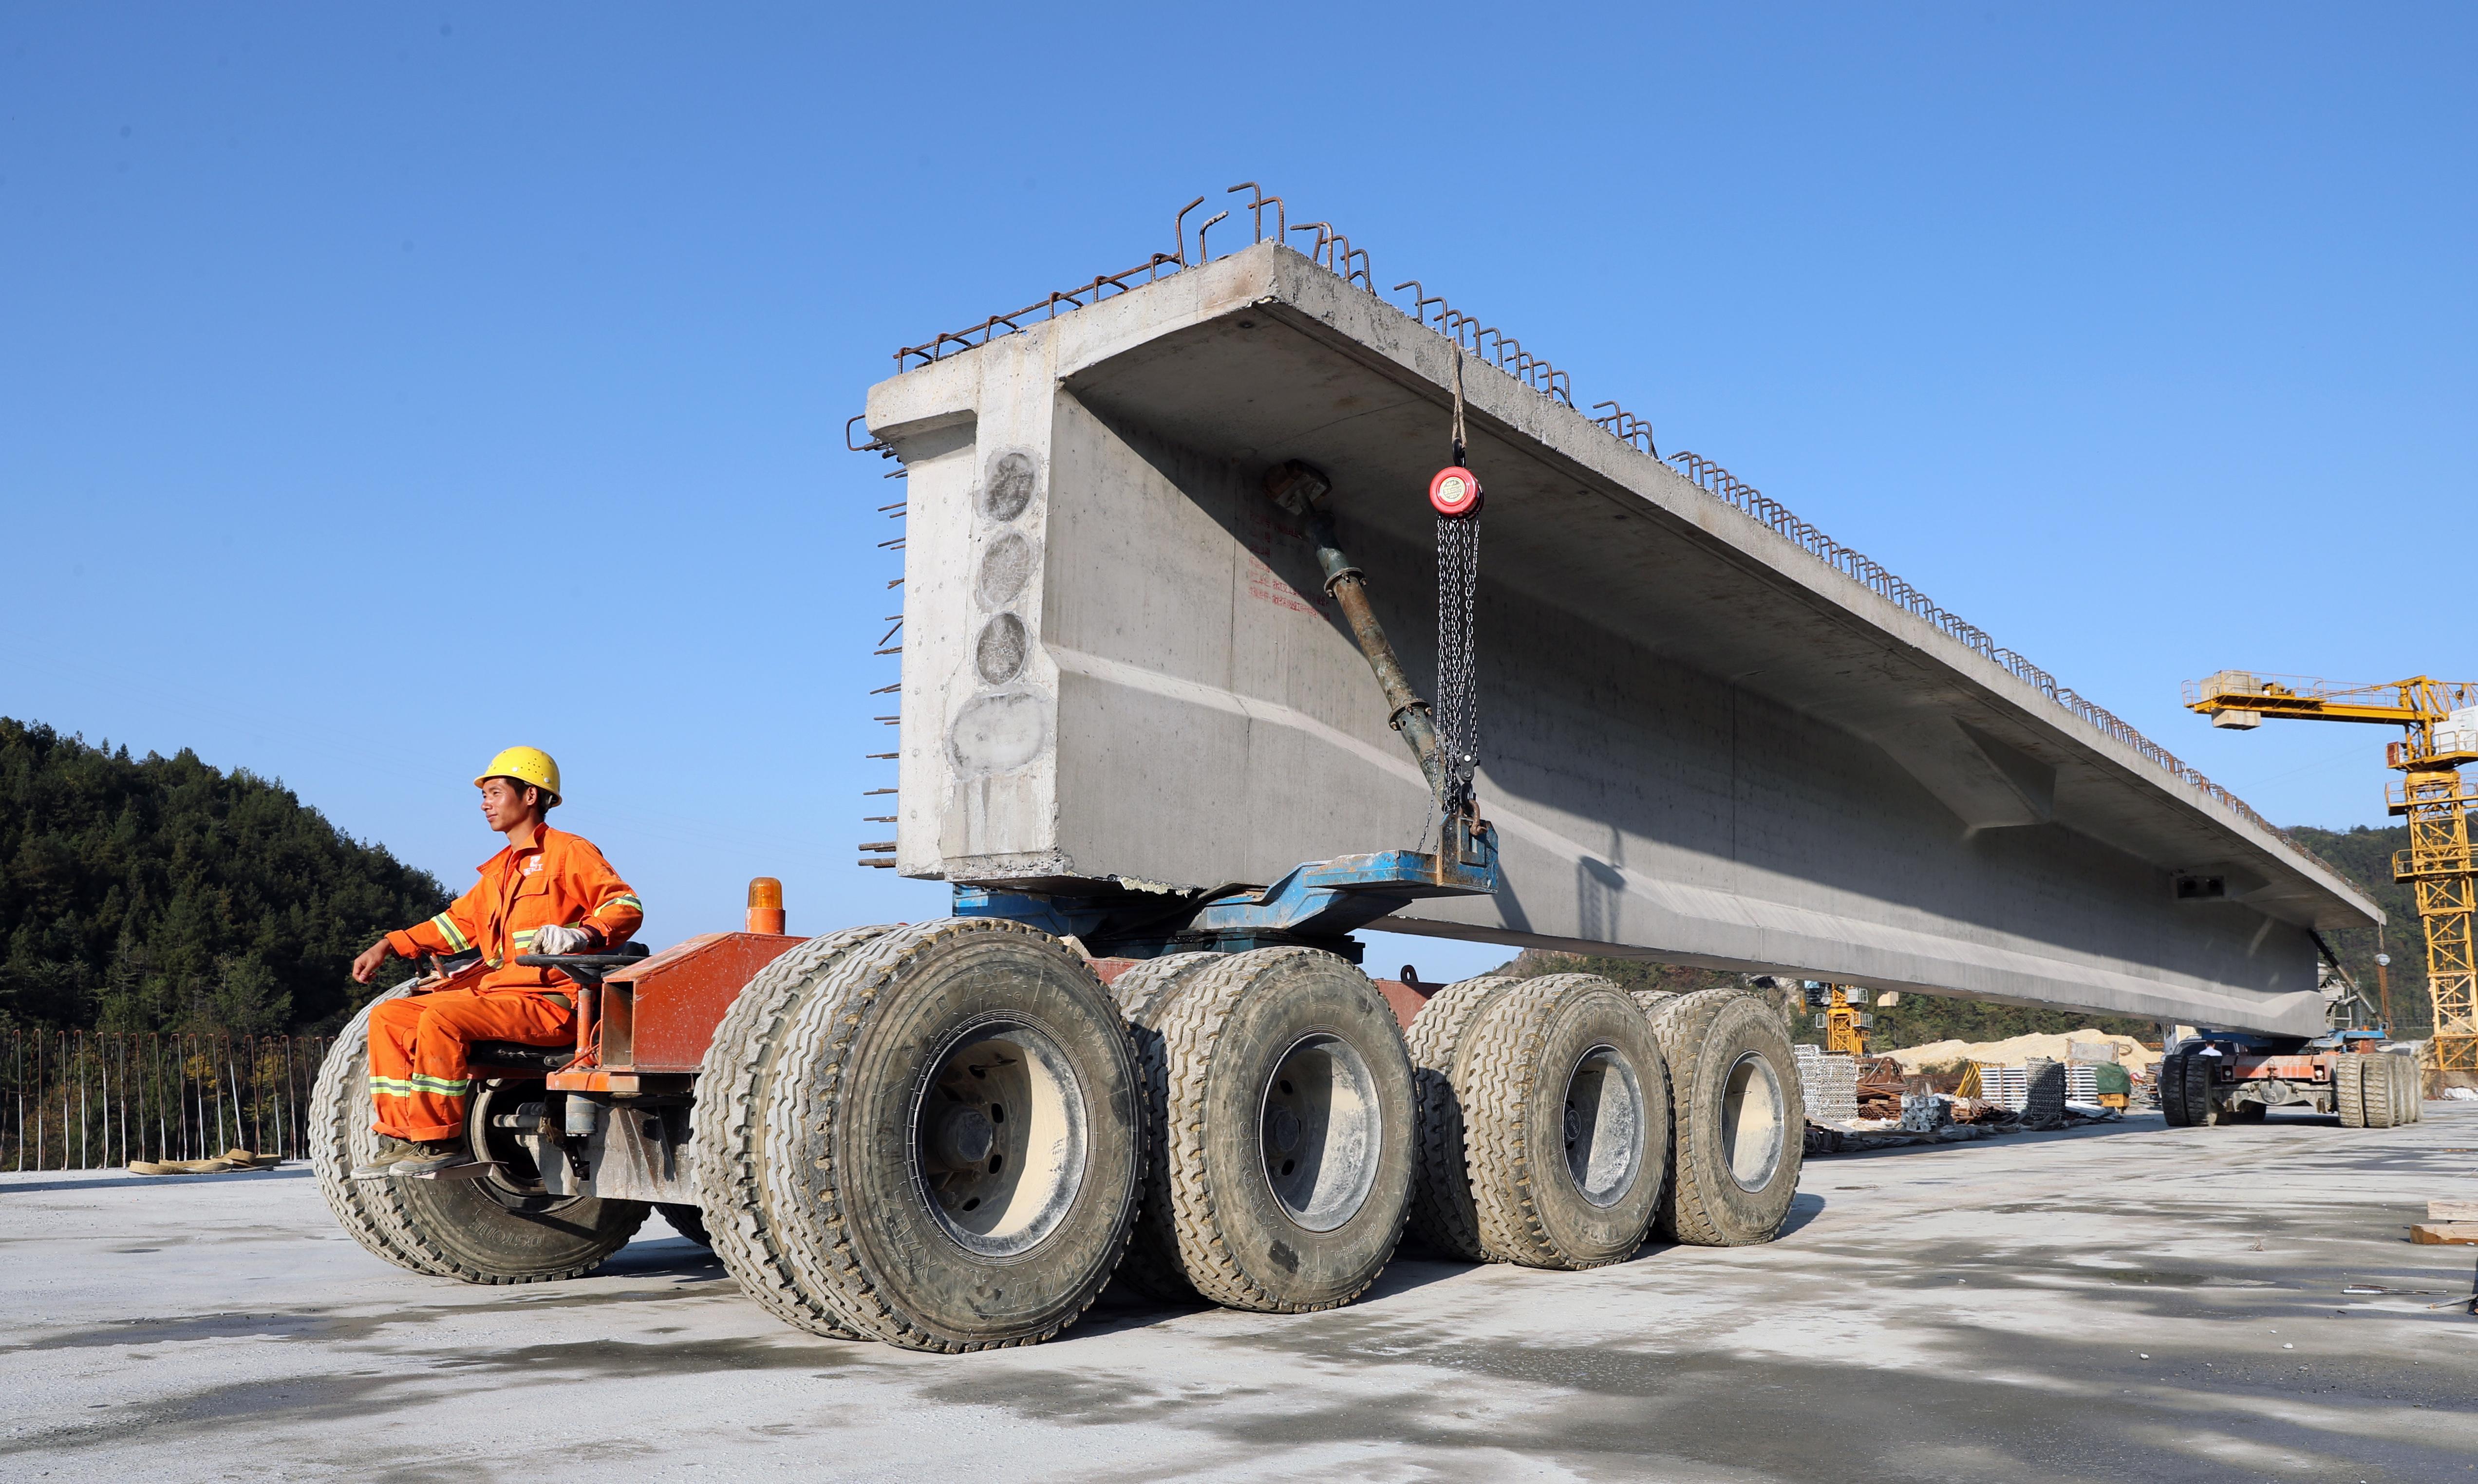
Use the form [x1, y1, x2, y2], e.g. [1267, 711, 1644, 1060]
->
[1226, 183, 1286, 243]
[1396, 282, 1448, 326]
[1171, 196, 1205, 268]
[1290, 222, 1335, 269]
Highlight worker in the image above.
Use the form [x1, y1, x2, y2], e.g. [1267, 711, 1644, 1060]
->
[346, 747, 643, 1177]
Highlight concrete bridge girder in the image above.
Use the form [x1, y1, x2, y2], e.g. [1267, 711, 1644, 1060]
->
[866, 243, 2378, 1037]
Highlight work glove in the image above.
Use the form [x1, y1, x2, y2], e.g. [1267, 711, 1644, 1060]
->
[533, 924, 599, 955]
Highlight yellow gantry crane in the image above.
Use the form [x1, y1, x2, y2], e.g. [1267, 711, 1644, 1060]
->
[2185, 672, 2478, 1074]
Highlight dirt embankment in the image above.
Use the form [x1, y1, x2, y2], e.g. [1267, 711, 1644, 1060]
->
[1882, 1029, 2159, 1073]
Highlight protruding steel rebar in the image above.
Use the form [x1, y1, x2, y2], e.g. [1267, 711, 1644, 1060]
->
[1171, 196, 1206, 267]
[1228, 182, 1286, 243]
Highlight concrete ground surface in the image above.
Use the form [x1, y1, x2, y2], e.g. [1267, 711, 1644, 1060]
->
[5, 1108, 2475, 1483]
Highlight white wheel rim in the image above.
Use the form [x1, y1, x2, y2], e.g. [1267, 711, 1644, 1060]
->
[1561, 1043, 1646, 1207]
[912, 1019, 1088, 1258]
[1721, 1050, 1785, 1191]
[467, 1080, 585, 1212]
[1259, 1033, 1384, 1233]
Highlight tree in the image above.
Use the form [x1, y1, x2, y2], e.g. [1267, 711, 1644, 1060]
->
[0, 719, 448, 1036]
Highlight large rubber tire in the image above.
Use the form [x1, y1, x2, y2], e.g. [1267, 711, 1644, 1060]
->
[1148, 946, 1416, 1312]
[313, 984, 648, 1283]
[2158, 1052, 2192, 1126]
[1405, 975, 1523, 1261]
[2364, 1056, 2399, 1129]
[658, 1204, 712, 1247]
[2403, 1060, 2424, 1123]
[691, 926, 893, 1339]
[763, 919, 1143, 1352]
[2184, 1055, 2230, 1128]
[2335, 1055, 2367, 1128]
[1108, 952, 1227, 1301]
[1629, 989, 1677, 1017]
[1648, 989, 1803, 1246]
[309, 984, 437, 1275]
[367, 1119, 648, 1284]
[1458, 974, 1670, 1269]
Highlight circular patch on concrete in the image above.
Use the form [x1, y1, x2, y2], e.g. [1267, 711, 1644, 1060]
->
[982, 451, 1037, 522]
[948, 690, 1048, 776]
[976, 531, 1035, 609]
[975, 613, 1030, 685]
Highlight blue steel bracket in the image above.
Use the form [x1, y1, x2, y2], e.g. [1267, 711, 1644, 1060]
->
[1184, 813, 1497, 941]
[1186, 831, 1499, 941]
[953, 820, 1500, 956]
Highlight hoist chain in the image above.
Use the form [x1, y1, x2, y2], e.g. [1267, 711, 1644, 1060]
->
[1435, 348, 1481, 817]
[1436, 510, 1481, 815]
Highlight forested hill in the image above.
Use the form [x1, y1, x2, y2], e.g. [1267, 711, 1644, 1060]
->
[0, 719, 448, 1036]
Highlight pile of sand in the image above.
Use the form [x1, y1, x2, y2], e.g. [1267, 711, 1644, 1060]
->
[1883, 1029, 2160, 1074]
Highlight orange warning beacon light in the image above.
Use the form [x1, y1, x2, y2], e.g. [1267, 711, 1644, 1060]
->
[746, 877, 786, 935]
[1428, 465, 1483, 519]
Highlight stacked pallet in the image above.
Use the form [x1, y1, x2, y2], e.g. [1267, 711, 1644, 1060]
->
[1974, 1063, 2029, 1110]
[2022, 1057, 2067, 1130]
[2064, 1064, 2097, 1103]
[1794, 1044, 1859, 1124]
[2412, 1200, 2478, 1246]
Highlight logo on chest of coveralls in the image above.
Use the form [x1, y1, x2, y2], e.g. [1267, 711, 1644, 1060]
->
[523, 857, 543, 877]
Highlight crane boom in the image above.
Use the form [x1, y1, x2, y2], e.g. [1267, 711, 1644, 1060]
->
[2186, 672, 2478, 734]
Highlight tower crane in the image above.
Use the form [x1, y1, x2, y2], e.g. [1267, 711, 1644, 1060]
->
[2185, 672, 2478, 1077]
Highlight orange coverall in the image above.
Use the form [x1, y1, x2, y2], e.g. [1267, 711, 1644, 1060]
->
[369, 827, 643, 1142]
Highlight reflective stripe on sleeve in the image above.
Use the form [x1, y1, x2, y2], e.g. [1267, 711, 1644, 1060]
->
[429, 913, 472, 952]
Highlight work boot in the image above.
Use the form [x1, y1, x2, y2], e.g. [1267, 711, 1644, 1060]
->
[390, 1140, 477, 1177]
[351, 1136, 421, 1178]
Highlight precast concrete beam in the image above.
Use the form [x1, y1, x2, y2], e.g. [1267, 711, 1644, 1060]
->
[865, 243, 2378, 1036]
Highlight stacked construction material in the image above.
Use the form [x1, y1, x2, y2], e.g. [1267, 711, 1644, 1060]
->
[1855, 1057, 1910, 1119]
[2066, 1064, 2100, 1104]
[2022, 1057, 2067, 1130]
[1899, 1094, 1952, 1132]
[1794, 1044, 1859, 1124]
[1974, 1063, 2029, 1110]
[2090, 1060, 2133, 1108]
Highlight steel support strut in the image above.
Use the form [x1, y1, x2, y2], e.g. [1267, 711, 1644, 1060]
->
[1263, 461, 1447, 798]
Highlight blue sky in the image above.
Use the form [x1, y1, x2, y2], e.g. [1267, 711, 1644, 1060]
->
[3, 5, 2470, 984]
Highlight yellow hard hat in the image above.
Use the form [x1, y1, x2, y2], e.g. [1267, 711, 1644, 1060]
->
[474, 746, 562, 804]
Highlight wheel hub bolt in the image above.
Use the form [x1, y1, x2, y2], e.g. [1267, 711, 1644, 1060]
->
[1265, 1105, 1301, 1155]
[933, 1105, 995, 1167]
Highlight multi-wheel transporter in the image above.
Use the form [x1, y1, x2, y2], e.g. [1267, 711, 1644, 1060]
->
[309, 455, 1805, 1353]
